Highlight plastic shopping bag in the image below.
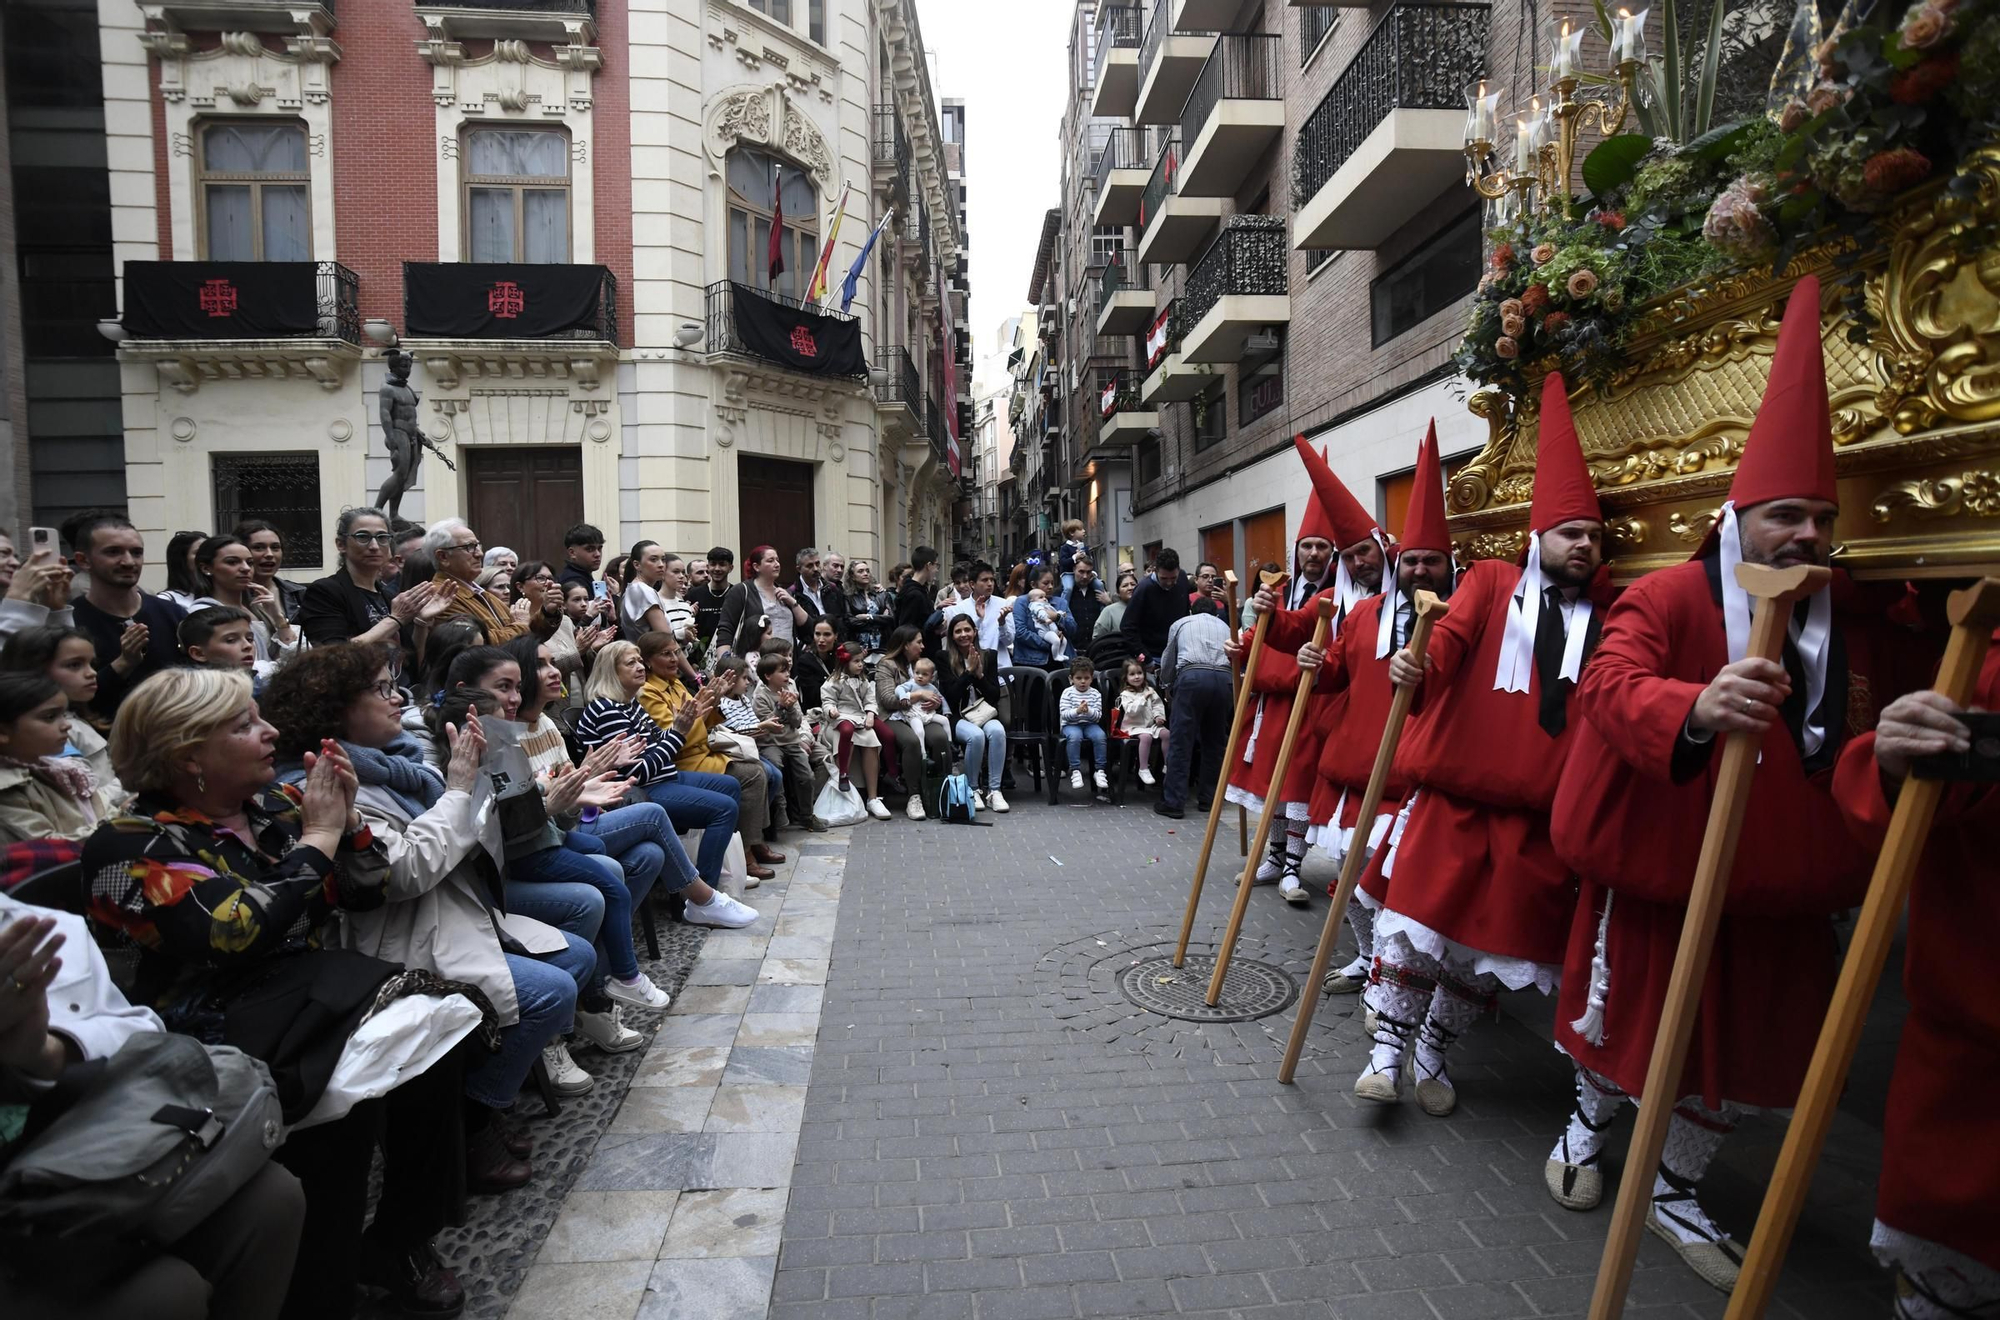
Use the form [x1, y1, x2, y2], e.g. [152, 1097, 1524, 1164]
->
[812, 777, 868, 827]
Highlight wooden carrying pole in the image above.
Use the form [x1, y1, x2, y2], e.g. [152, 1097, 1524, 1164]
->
[1226, 572, 1249, 858]
[1278, 589, 1448, 1084]
[1724, 576, 2000, 1320]
[1173, 569, 1286, 968]
[1205, 596, 1337, 1006]
[1587, 562, 1833, 1320]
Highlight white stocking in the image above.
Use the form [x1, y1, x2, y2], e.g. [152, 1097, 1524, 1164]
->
[1362, 961, 1432, 1078]
[1550, 1065, 1627, 1169]
[1345, 895, 1376, 966]
[1414, 972, 1495, 1087]
[1651, 1098, 1742, 1246]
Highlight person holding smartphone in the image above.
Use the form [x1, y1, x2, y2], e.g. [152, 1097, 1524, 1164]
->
[0, 527, 76, 642]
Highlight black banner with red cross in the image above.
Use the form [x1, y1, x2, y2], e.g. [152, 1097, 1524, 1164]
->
[121, 261, 320, 339]
[727, 282, 865, 377]
[403, 263, 611, 340]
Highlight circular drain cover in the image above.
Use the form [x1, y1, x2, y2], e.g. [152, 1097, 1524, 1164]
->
[1117, 955, 1298, 1023]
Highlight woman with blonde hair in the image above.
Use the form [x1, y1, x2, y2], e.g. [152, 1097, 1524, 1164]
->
[575, 639, 748, 889]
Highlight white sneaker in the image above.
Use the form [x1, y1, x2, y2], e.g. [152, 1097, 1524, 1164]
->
[1092, 769, 1108, 790]
[606, 973, 672, 1011]
[542, 1042, 595, 1094]
[685, 891, 759, 929]
[1279, 876, 1310, 907]
[574, 1006, 645, 1054]
[865, 797, 891, 820]
[985, 790, 1009, 813]
[1138, 767, 1155, 786]
[971, 790, 986, 810]
[1070, 770, 1084, 789]
[906, 795, 926, 820]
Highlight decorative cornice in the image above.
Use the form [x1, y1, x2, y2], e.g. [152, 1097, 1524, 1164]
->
[399, 337, 618, 392]
[117, 338, 361, 394]
[704, 83, 836, 198]
[706, 2, 836, 102]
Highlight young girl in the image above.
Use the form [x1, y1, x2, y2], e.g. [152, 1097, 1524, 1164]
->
[821, 645, 891, 820]
[0, 671, 118, 842]
[0, 624, 116, 788]
[1116, 657, 1168, 787]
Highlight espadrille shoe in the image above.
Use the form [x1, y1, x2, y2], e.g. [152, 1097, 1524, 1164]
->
[1544, 1157, 1603, 1211]
[1646, 1208, 1743, 1293]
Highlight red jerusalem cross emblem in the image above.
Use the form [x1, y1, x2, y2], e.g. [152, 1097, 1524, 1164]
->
[788, 325, 819, 358]
[487, 281, 525, 319]
[198, 279, 238, 317]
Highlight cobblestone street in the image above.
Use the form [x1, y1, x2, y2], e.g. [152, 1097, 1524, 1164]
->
[509, 795, 1902, 1320]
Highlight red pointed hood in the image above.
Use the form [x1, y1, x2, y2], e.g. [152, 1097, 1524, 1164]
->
[1730, 274, 1836, 510]
[1295, 432, 1380, 551]
[1400, 420, 1451, 554]
[1530, 370, 1602, 532]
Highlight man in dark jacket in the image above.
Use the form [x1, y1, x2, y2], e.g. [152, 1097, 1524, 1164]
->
[793, 547, 848, 641]
[1067, 554, 1111, 642]
[894, 546, 939, 634]
[1121, 547, 1188, 663]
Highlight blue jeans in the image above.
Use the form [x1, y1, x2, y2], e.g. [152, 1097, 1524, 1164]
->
[506, 845, 633, 982]
[955, 717, 1006, 790]
[643, 770, 741, 885]
[1063, 721, 1107, 771]
[464, 932, 594, 1109]
[582, 801, 697, 900]
[1165, 666, 1233, 809]
[760, 756, 783, 817]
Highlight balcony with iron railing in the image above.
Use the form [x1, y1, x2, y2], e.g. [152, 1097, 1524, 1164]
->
[1091, 126, 1154, 227]
[1180, 215, 1290, 362]
[872, 103, 911, 202]
[873, 344, 922, 439]
[1135, 0, 1215, 126]
[1091, 365, 1157, 449]
[1178, 33, 1283, 197]
[702, 279, 866, 379]
[1090, 4, 1144, 119]
[1141, 297, 1221, 403]
[1292, 1, 1489, 250]
[1090, 248, 1155, 338]
[1135, 132, 1222, 268]
[116, 259, 362, 392]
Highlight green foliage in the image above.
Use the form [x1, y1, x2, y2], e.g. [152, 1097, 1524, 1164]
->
[1583, 134, 1654, 198]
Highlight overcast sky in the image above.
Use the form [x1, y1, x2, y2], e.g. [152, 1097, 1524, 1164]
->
[921, 0, 1072, 386]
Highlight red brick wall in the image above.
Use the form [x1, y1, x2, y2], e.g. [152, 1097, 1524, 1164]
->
[592, 0, 633, 345]
[329, 7, 440, 330]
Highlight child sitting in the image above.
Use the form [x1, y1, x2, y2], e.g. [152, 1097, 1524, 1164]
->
[1115, 657, 1168, 786]
[890, 657, 953, 739]
[1058, 656, 1108, 792]
[753, 651, 829, 832]
[712, 655, 791, 832]
[1026, 588, 1069, 663]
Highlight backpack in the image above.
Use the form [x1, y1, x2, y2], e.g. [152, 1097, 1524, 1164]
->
[935, 773, 988, 826]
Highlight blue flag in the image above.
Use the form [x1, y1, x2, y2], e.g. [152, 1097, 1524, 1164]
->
[840, 212, 892, 314]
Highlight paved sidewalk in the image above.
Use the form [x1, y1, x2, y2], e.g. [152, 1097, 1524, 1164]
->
[772, 799, 1893, 1320]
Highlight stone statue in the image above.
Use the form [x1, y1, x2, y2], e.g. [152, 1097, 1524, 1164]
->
[374, 349, 453, 523]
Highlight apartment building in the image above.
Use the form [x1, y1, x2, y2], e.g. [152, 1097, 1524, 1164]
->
[15, 0, 967, 585]
[1018, 0, 1494, 578]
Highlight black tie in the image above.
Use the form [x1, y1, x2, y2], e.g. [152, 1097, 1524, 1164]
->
[1534, 585, 1571, 738]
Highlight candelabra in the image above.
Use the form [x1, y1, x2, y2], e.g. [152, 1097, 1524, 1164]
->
[1462, 10, 1648, 221]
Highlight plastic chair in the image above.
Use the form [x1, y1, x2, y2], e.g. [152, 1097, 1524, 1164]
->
[998, 666, 1059, 804]
[9, 861, 85, 914]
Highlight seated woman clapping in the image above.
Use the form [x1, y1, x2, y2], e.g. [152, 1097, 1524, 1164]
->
[261, 642, 602, 1194]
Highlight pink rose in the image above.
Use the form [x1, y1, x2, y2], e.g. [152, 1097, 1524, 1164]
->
[1900, 2, 1949, 49]
[1494, 336, 1520, 360]
[1531, 243, 1557, 265]
[1566, 269, 1599, 298]
[1501, 312, 1527, 337]
[1499, 298, 1526, 319]
[1779, 100, 1811, 133]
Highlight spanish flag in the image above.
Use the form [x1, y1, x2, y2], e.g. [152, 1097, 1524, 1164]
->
[808, 181, 852, 305]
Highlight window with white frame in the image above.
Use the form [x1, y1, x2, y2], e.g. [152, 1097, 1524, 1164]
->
[726, 147, 819, 301]
[745, 0, 824, 45]
[464, 127, 571, 264]
[199, 121, 311, 261]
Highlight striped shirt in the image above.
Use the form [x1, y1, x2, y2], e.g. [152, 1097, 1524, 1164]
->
[575, 696, 686, 785]
[718, 694, 764, 734]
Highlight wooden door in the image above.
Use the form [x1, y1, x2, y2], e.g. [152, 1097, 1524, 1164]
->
[737, 456, 816, 577]
[1200, 522, 1235, 588]
[1244, 507, 1288, 578]
[463, 446, 583, 565]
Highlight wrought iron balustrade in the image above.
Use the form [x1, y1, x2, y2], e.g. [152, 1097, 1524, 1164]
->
[1181, 32, 1281, 151]
[1138, 134, 1181, 229]
[1092, 126, 1150, 197]
[1093, 4, 1142, 87]
[1182, 215, 1287, 329]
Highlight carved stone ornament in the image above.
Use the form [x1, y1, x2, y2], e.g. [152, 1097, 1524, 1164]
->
[706, 83, 836, 197]
[141, 25, 340, 109]
[1448, 146, 2000, 581]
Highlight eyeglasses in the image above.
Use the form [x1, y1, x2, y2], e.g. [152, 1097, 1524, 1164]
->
[368, 680, 399, 700]
[446, 540, 483, 554]
[345, 532, 394, 546]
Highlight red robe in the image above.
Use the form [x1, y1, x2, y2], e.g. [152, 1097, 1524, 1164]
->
[1229, 585, 1338, 810]
[1834, 634, 2000, 1272]
[1371, 557, 1612, 965]
[1550, 560, 1937, 1108]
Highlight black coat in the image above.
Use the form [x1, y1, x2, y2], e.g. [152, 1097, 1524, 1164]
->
[794, 577, 848, 641]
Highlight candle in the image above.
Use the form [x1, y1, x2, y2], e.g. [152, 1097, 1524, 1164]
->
[1515, 115, 1532, 175]
[1528, 97, 1546, 153]
[1464, 79, 1501, 146]
[1615, 6, 1649, 63]
[1551, 17, 1585, 81]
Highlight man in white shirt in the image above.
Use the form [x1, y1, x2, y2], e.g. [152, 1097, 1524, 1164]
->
[944, 560, 1014, 668]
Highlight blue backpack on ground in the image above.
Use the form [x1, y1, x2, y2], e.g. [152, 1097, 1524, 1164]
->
[936, 773, 988, 826]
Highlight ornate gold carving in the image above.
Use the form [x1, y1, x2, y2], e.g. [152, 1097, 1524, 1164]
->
[1668, 506, 1724, 545]
[1453, 530, 1526, 562]
[1606, 516, 1648, 549]
[1870, 470, 2000, 522]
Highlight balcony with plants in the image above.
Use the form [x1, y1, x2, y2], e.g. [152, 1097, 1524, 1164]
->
[1180, 215, 1289, 363]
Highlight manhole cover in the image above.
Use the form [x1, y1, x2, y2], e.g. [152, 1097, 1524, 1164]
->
[1117, 955, 1298, 1023]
